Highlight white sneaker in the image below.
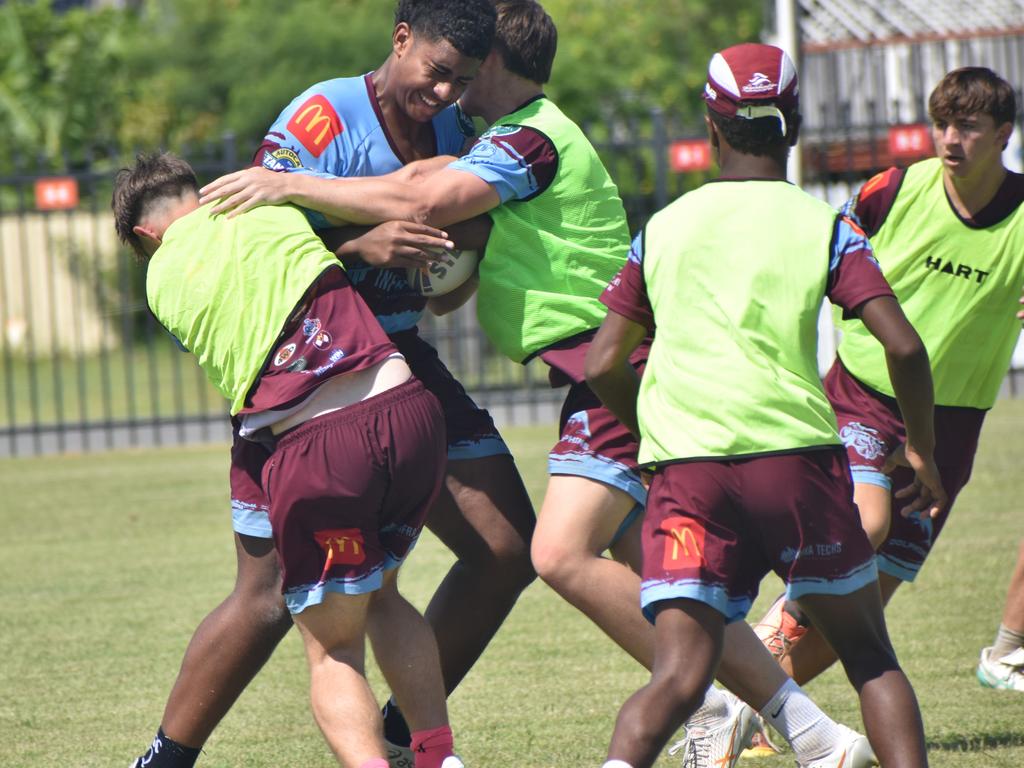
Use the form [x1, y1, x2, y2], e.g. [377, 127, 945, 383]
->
[386, 740, 415, 768]
[668, 696, 757, 767]
[977, 646, 1024, 692]
[799, 724, 877, 768]
[440, 757, 465, 768]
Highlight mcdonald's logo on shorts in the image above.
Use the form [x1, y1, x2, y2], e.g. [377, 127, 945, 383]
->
[287, 95, 343, 157]
[315, 528, 367, 566]
[661, 516, 706, 570]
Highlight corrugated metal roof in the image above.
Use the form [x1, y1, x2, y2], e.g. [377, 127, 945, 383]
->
[800, 0, 1024, 46]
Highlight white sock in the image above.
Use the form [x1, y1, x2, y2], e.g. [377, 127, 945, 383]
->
[760, 679, 842, 763]
[687, 685, 730, 729]
[602, 761, 634, 768]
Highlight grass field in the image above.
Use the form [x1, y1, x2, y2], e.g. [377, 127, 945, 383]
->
[2, 402, 1024, 767]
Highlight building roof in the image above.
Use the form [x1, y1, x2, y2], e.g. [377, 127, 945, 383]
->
[800, 0, 1024, 47]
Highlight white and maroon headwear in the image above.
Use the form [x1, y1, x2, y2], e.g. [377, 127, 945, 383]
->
[703, 43, 799, 134]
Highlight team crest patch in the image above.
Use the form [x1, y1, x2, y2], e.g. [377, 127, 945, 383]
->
[302, 318, 322, 339]
[262, 147, 303, 171]
[273, 343, 297, 367]
[483, 124, 522, 139]
[560, 410, 592, 452]
[661, 516, 706, 570]
[315, 528, 366, 567]
[839, 421, 886, 461]
[312, 330, 332, 350]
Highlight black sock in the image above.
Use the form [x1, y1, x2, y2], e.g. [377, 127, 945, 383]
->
[382, 698, 412, 748]
[131, 727, 202, 768]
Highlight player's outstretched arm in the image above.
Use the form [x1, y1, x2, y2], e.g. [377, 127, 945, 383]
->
[199, 166, 500, 230]
[857, 295, 947, 518]
[584, 310, 647, 438]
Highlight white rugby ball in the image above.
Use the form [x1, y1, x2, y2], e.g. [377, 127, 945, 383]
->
[407, 248, 478, 297]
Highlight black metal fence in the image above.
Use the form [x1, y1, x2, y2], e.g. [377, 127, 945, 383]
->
[2, 83, 1023, 456]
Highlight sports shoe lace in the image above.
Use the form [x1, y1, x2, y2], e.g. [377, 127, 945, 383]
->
[667, 726, 710, 767]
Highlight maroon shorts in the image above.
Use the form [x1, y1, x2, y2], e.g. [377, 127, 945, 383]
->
[546, 338, 651, 531]
[549, 379, 646, 506]
[639, 448, 877, 623]
[261, 379, 445, 613]
[824, 360, 986, 581]
[390, 329, 508, 460]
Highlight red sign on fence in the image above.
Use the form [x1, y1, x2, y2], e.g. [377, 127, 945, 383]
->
[888, 125, 932, 159]
[35, 177, 79, 211]
[669, 139, 712, 173]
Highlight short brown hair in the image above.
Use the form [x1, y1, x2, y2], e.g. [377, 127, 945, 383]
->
[492, 0, 557, 84]
[928, 67, 1017, 128]
[112, 152, 198, 261]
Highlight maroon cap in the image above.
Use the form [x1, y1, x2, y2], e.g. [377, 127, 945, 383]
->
[703, 43, 799, 133]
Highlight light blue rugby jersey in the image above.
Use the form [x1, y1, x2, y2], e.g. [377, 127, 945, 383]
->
[255, 72, 475, 333]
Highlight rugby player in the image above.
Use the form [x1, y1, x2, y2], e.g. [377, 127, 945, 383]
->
[586, 43, 941, 768]
[113, 152, 462, 768]
[752, 67, 1024, 692]
[127, 3, 538, 768]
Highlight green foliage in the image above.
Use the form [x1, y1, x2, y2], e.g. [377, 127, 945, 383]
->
[0, 0, 761, 163]
[543, 0, 762, 125]
[0, 1, 130, 171]
[119, 0, 394, 149]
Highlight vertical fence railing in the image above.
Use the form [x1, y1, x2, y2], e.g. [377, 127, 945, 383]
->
[2, 73, 1022, 456]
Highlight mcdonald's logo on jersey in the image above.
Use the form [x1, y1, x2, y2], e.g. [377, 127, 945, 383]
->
[315, 528, 367, 567]
[287, 94, 343, 157]
[661, 516, 706, 570]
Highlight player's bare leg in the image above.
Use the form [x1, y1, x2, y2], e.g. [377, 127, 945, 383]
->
[1001, 540, 1024, 635]
[780, 570, 903, 684]
[421, 455, 536, 693]
[159, 534, 292, 748]
[854, 482, 892, 550]
[294, 591, 388, 767]
[606, 599, 724, 768]
[798, 583, 927, 767]
[368, 572, 449, 732]
[716, 621, 790, 708]
[531, 474, 653, 667]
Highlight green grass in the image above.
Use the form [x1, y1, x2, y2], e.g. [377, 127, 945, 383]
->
[2, 407, 1024, 767]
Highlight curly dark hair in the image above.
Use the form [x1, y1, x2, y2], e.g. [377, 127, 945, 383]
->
[709, 108, 800, 159]
[394, 0, 497, 61]
[111, 152, 198, 261]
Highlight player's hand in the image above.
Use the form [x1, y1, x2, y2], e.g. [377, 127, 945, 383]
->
[892, 442, 947, 519]
[347, 221, 453, 269]
[1017, 290, 1024, 321]
[199, 168, 292, 217]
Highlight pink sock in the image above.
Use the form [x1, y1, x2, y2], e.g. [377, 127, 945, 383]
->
[410, 724, 455, 768]
[358, 761, 390, 768]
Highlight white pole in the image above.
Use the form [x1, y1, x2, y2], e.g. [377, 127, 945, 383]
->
[774, 0, 803, 184]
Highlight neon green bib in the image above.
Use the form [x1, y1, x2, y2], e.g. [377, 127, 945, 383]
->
[639, 181, 841, 465]
[146, 204, 339, 415]
[479, 98, 631, 362]
[838, 158, 1024, 408]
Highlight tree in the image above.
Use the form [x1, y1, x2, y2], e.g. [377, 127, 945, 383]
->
[0, 1, 129, 170]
